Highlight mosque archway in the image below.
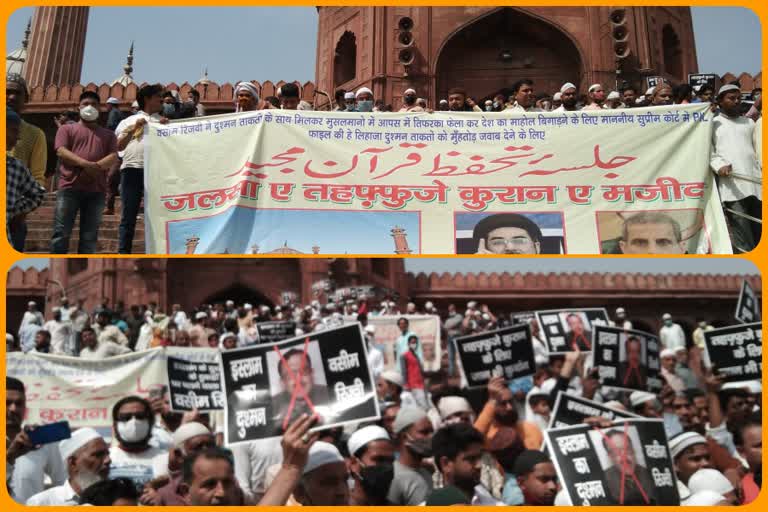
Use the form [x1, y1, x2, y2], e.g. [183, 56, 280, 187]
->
[435, 8, 584, 102]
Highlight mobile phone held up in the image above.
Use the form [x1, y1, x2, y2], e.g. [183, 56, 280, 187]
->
[27, 421, 72, 445]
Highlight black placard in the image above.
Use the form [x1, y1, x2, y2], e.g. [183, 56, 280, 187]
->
[646, 76, 664, 89]
[545, 419, 680, 505]
[167, 354, 224, 411]
[454, 325, 535, 387]
[703, 322, 762, 382]
[256, 320, 297, 344]
[220, 323, 379, 444]
[592, 325, 662, 393]
[735, 279, 761, 324]
[510, 311, 536, 325]
[549, 392, 639, 429]
[687, 73, 717, 91]
[535, 308, 610, 354]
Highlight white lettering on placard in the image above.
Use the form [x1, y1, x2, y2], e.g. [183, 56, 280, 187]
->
[230, 357, 263, 382]
[334, 378, 365, 402]
[327, 350, 361, 372]
[556, 433, 590, 455]
[235, 407, 267, 438]
[652, 467, 674, 487]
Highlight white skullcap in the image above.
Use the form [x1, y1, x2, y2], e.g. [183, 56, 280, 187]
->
[131, 100, 139, 108]
[688, 468, 734, 496]
[660, 348, 677, 359]
[616, 307, 626, 314]
[107, 97, 120, 105]
[467, 301, 477, 309]
[553, 92, 562, 101]
[425, 301, 434, 309]
[244, 303, 253, 310]
[60, 428, 102, 461]
[172, 422, 211, 448]
[629, 390, 657, 407]
[662, 313, 672, 320]
[27, 301, 36, 307]
[234, 81, 259, 101]
[540, 378, 557, 395]
[195, 311, 208, 320]
[220, 331, 237, 341]
[603, 400, 627, 411]
[439, 99, 448, 104]
[635, 96, 645, 104]
[588, 83, 602, 93]
[364, 324, 376, 334]
[226, 300, 235, 306]
[404, 88, 416, 95]
[606, 91, 620, 100]
[344, 92, 356, 100]
[6, 333, 13, 342]
[393, 406, 428, 434]
[437, 396, 472, 419]
[722, 380, 762, 393]
[380, 370, 403, 387]
[683, 490, 726, 506]
[669, 432, 708, 459]
[554, 489, 572, 506]
[560, 82, 577, 93]
[52, 307, 60, 313]
[347, 425, 390, 456]
[260, 305, 270, 312]
[717, 84, 740, 97]
[485, 100, 493, 105]
[645, 86, 656, 96]
[303, 441, 344, 474]
[388, 301, 396, 307]
[355, 87, 373, 98]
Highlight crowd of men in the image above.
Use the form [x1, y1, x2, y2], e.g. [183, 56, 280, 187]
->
[6, 72, 763, 254]
[6, 295, 762, 506]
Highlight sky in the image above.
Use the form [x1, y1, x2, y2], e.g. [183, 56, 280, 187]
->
[5, 7, 761, 85]
[12, 257, 760, 276]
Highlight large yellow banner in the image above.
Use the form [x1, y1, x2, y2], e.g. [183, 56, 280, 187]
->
[145, 103, 730, 254]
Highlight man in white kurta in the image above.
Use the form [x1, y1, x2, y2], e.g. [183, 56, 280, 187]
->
[659, 313, 686, 351]
[710, 84, 762, 252]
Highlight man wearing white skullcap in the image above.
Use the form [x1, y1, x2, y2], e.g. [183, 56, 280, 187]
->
[364, 325, 385, 378]
[614, 307, 633, 330]
[399, 88, 424, 112]
[293, 441, 349, 505]
[348, 425, 394, 471]
[668, 432, 711, 485]
[660, 348, 685, 392]
[604, 90, 622, 109]
[389, 406, 434, 505]
[437, 396, 475, 425]
[582, 83, 605, 110]
[355, 87, 375, 113]
[711, 82, 762, 252]
[551, 92, 562, 110]
[659, 313, 686, 352]
[554, 82, 579, 112]
[145, 422, 215, 505]
[688, 468, 740, 505]
[26, 428, 110, 505]
[234, 81, 260, 112]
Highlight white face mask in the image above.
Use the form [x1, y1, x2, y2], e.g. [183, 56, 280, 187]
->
[79, 105, 100, 122]
[117, 418, 150, 443]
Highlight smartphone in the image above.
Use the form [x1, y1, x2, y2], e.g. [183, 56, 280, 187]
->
[27, 421, 71, 445]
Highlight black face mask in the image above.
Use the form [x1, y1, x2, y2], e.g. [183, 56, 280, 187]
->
[406, 436, 433, 458]
[404, 96, 416, 105]
[359, 464, 394, 505]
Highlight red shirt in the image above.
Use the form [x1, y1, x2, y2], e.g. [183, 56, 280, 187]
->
[55, 122, 117, 193]
[742, 473, 760, 504]
[403, 350, 424, 390]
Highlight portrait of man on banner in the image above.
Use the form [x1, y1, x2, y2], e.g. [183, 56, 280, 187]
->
[617, 336, 648, 389]
[590, 425, 655, 505]
[563, 312, 593, 351]
[266, 340, 329, 433]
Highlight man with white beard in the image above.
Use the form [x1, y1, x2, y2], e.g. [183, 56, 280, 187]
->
[26, 428, 111, 505]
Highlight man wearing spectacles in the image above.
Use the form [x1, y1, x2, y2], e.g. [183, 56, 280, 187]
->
[472, 213, 544, 255]
[109, 396, 166, 490]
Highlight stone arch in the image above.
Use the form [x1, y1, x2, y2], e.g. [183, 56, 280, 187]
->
[202, 284, 274, 308]
[333, 31, 357, 87]
[435, 8, 585, 102]
[662, 25, 683, 81]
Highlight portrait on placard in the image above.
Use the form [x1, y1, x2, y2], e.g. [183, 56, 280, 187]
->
[596, 208, 710, 255]
[455, 211, 566, 254]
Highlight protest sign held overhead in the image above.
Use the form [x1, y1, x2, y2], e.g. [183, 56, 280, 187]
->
[255, 320, 297, 344]
[545, 418, 680, 505]
[144, 104, 730, 255]
[220, 323, 379, 445]
[454, 324, 535, 387]
[703, 322, 762, 383]
[549, 392, 639, 429]
[687, 73, 717, 91]
[167, 353, 224, 411]
[535, 308, 609, 354]
[646, 76, 665, 89]
[735, 279, 761, 324]
[592, 325, 662, 393]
